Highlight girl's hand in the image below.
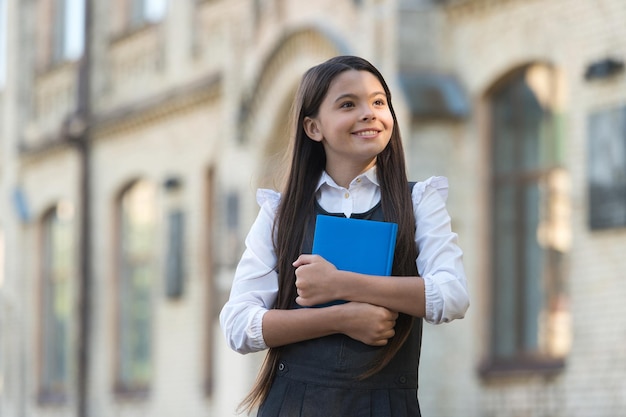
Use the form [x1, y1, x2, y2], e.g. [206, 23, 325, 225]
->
[337, 302, 398, 346]
[293, 254, 340, 306]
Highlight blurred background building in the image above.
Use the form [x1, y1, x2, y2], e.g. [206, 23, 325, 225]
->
[1, 0, 625, 416]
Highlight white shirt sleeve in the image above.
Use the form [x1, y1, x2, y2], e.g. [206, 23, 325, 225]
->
[219, 189, 281, 354]
[412, 177, 470, 324]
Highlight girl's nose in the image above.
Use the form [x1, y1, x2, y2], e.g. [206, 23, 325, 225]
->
[361, 105, 376, 121]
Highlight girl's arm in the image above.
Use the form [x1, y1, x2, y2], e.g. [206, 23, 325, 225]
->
[292, 256, 426, 317]
[262, 301, 398, 348]
[293, 178, 469, 323]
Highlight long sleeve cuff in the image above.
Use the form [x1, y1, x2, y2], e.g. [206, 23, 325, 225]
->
[246, 309, 268, 352]
[423, 273, 469, 324]
[424, 275, 443, 324]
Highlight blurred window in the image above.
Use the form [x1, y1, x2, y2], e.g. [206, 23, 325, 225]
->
[0, 227, 4, 289]
[0, 0, 6, 88]
[39, 203, 75, 403]
[488, 65, 571, 372]
[137, 0, 167, 24]
[587, 106, 626, 229]
[36, 0, 84, 70]
[113, 0, 167, 34]
[115, 179, 157, 394]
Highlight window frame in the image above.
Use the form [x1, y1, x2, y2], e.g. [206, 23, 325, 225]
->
[482, 65, 570, 377]
[38, 204, 75, 404]
[36, 0, 84, 72]
[113, 179, 157, 397]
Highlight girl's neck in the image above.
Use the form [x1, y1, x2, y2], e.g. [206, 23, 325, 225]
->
[325, 158, 376, 188]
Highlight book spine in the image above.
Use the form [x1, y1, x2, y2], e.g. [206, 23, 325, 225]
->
[386, 224, 398, 275]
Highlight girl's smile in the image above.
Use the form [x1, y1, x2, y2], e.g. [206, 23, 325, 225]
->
[352, 129, 381, 138]
[303, 70, 394, 186]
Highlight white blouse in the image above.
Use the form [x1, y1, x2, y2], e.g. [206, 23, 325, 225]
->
[220, 168, 470, 354]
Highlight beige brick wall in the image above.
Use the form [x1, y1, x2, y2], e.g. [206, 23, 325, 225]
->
[414, 1, 626, 416]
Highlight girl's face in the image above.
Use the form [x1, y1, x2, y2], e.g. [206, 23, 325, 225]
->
[304, 70, 394, 177]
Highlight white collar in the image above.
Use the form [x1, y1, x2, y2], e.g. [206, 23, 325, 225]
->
[315, 166, 380, 192]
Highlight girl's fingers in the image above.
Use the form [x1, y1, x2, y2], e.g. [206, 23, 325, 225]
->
[292, 254, 315, 267]
[293, 254, 328, 268]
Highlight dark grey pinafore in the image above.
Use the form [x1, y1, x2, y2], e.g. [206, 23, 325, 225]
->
[257, 197, 423, 417]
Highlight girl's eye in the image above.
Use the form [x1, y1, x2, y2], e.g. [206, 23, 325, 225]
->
[374, 99, 386, 106]
[340, 101, 354, 108]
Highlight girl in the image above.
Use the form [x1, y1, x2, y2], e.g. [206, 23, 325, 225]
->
[220, 56, 469, 417]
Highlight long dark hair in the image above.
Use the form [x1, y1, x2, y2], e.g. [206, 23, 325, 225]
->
[239, 55, 418, 413]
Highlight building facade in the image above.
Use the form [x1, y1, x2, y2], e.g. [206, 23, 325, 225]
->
[1, 0, 625, 416]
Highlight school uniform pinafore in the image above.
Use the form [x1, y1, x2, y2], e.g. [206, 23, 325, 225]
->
[258, 197, 423, 417]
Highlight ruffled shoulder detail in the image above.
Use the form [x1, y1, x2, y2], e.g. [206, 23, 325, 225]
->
[256, 189, 281, 208]
[411, 176, 449, 205]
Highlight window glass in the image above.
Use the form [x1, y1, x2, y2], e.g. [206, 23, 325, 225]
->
[0, 0, 6, 88]
[64, 0, 85, 60]
[519, 82, 543, 172]
[491, 184, 516, 358]
[521, 183, 542, 351]
[0, 227, 4, 289]
[129, 0, 145, 26]
[129, 0, 167, 27]
[492, 95, 515, 174]
[144, 0, 167, 22]
[41, 0, 84, 67]
[40, 203, 75, 398]
[117, 180, 156, 390]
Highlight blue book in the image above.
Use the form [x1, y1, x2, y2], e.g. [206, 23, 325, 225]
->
[311, 214, 398, 276]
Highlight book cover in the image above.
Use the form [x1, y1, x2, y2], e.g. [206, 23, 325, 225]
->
[311, 214, 398, 276]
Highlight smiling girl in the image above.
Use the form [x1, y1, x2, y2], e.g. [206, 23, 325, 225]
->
[220, 55, 469, 417]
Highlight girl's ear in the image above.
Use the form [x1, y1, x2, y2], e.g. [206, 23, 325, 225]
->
[303, 117, 323, 142]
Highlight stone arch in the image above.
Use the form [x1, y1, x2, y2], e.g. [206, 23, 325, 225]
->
[481, 61, 569, 176]
[482, 60, 567, 110]
[240, 26, 351, 189]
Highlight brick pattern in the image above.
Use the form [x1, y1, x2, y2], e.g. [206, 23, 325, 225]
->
[422, 1, 626, 417]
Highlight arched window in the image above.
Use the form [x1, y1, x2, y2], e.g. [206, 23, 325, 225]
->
[39, 202, 75, 402]
[115, 179, 157, 393]
[488, 65, 571, 371]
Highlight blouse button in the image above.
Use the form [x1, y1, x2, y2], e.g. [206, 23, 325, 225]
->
[344, 192, 350, 199]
